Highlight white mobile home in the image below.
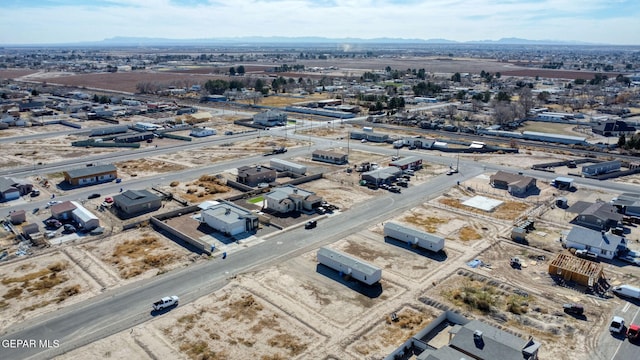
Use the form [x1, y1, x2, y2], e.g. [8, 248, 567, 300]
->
[384, 222, 445, 252]
[317, 247, 382, 285]
[269, 158, 307, 175]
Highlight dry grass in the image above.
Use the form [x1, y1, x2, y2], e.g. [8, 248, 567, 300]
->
[379, 309, 433, 347]
[181, 175, 230, 202]
[343, 241, 388, 262]
[116, 159, 188, 177]
[249, 315, 281, 334]
[442, 278, 501, 314]
[439, 198, 529, 220]
[56, 284, 81, 303]
[179, 340, 228, 360]
[221, 294, 264, 321]
[267, 333, 308, 356]
[459, 226, 482, 241]
[109, 233, 176, 279]
[1, 261, 71, 297]
[401, 213, 447, 233]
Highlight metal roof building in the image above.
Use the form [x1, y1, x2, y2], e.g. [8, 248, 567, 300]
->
[269, 158, 307, 175]
[317, 247, 382, 285]
[384, 222, 445, 252]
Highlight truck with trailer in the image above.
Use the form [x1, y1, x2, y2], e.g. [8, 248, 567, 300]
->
[611, 284, 640, 299]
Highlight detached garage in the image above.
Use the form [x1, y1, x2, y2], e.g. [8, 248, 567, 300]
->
[384, 222, 445, 252]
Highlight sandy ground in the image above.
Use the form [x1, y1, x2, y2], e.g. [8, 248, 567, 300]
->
[0, 250, 103, 332]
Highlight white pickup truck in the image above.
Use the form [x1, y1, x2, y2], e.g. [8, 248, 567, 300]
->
[152, 295, 179, 311]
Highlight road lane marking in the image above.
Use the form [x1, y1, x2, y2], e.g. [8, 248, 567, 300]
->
[622, 302, 631, 313]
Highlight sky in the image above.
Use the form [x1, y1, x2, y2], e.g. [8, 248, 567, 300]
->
[1, 0, 639, 45]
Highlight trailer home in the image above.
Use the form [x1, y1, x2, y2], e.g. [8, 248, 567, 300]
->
[384, 222, 445, 252]
[317, 247, 382, 285]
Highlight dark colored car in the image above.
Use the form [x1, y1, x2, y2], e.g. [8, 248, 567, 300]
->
[563, 303, 584, 316]
[63, 224, 77, 233]
[45, 219, 62, 229]
[305, 220, 317, 229]
[88, 193, 101, 199]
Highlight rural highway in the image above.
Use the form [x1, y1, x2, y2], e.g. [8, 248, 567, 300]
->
[0, 161, 486, 360]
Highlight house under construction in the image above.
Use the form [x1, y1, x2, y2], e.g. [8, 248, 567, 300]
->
[548, 253, 604, 287]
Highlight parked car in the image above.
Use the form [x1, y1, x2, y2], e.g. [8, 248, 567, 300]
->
[104, 197, 114, 204]
[45, 200, 62, 209]
[88, 193, 101, 199]
[63, 224, 77, 233]
[32, 207, 39, 214]
[610, 316, 625, 333]
[30, 189, 40, 197]
[388, 186, 401, 193]
[619, 255, 640, 266]
[45, 219, 62, 229]
[563, 303, 584, 316]
[628, 323, 640, 341]
[305, 220, 317, 229]
[575, 249, 598, 261]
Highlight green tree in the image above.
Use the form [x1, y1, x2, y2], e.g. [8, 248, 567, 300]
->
[618, 134, 626, 148]
[236, 65, 245, 75]
[254, 79, 265, 94]
[451, 72, 461, 82]
[496, 91, 511, 102]
[417, 68, 426, 80]
[229, 67, 236, 76]
[204, 79, 228, 95]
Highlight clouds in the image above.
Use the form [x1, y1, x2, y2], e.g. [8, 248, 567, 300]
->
[0, 0, 638, 45]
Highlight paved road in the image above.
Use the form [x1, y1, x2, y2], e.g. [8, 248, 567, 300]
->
[0, 163, 486, 359]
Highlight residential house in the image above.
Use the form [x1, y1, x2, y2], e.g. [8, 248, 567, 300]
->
[253, 110, 287, 127]
[592, 120, 636, 137]
[312, 150, 348, 165]
[582, 161, 621, 177]
[237, 166, 277, 187]
[389, 156, 423, 170]
[63, 164, 118, 186]
[264, 185, 322, 213]
[201, 201, 258, 236]
[113, 189, 162, 218]
[386, 311, 540, 360]
[611, 192, 640, 216]
[564, 225, 626, 259]
[568, 201, 623, 231]
[489, 171, 537, 196]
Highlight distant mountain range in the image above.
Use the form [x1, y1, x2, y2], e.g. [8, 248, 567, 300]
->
[85, 36, 595, 47]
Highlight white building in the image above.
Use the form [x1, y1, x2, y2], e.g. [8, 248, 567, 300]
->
[384, 222, 445, 252]
[69, 201, 100, 230]
[253, 110, 287, 127]
[190, 127, 216, 137]
[317, 247, 382, 285]
[269, 158, 307, 175]
[264, 185, 322, 213]
[201, 201, 258, 236]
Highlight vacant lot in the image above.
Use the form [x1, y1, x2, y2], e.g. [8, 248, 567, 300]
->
[0, 251, 101, 332]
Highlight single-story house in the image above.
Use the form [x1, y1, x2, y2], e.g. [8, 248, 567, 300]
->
[201, 201, 258, 236]
[386, 311, 541, 360]
[591, 120, 636, 137]
[63, 164, 118, 186]
[0, 177, 32, 201]
[264, 185, 322, 213]
[389, 156, 423, 170]
[312, 150, 348, 165]
[360, 167, 402, 186]
[611, 193, 640, 216]
[564, 225, 626, 259]
[568, 201, 623, 231]
[489, 171, 537, 196]
[10, 210, 26, 224]
[582, 161, 621, 177]
[51, 201, 77, 220]
[113, 189, 162, 217]
[253, 110, 287, 127]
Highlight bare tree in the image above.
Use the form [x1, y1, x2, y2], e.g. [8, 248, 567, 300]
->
[517, 87, 535, 118]
[446, 104, 457, 120]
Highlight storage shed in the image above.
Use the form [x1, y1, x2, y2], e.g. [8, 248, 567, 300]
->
[384, 222, 445, 252]
[548, 253, 604, 287]
[317, 247, 382, 286]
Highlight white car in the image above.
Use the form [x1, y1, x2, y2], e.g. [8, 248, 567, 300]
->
[45, 200, 62, 209]
[153, 295, 179, 311]
[610, 316, 625, 333]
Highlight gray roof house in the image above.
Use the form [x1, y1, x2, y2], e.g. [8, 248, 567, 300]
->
[201, 201, 258, 236]
[564, 225, 626, 260]
[0, 177, 21, 201]
[568, 201, 623, 231]
[113, 189, 162, 218]
[386, 311, 541, 360]
[317, 247, 382, 286]
[63, 164, 118, 186]
[264, 185, 322, 213]
[611, 192, 640, 216]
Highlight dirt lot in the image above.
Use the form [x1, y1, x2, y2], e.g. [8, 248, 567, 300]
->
[79, 228, 197, 284]
[0, 251, 102, 332]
